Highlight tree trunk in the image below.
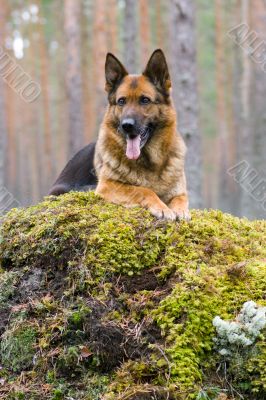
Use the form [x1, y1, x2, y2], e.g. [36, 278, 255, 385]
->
[215, 0, 231, 213]
[123, 0, 138, 72]
[92, 0, 107, 131]
[64, 0, 84, 157]
[239, 0, 253, 217]
[24, 24, 41, 204]
[37, 1, 55, 190]
[231, 0, 253, 217]
[107, 0, 118, 55]
[80, 0, 94, 143]
[0, 1, 8, 196]
[248, 0, 266, 219]
[168, 0, 203, 209]
[139, 0, 151, 65]
[156, 0, 164, 49]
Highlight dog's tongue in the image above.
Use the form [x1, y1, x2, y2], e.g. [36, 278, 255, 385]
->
[126, 136, 141, 160]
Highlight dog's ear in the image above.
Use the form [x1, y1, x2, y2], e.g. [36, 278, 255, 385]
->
[105, 53, 128, 93]
[143, 49, 171, 91]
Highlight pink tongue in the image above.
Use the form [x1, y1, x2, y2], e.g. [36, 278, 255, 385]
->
[126, 136, 141, 160]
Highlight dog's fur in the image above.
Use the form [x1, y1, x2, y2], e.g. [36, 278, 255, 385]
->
[49, 49, 190, 221]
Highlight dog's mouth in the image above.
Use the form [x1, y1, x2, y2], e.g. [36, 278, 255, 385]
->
[125, 125, 153, 160]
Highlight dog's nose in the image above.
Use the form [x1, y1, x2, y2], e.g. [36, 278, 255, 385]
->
[121, 118, 135, 134]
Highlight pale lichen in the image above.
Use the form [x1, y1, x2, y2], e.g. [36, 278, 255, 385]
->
[213, 301, 266, 352]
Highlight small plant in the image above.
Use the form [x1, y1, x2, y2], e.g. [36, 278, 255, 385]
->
[196, 386, 221, 400]
[67, 303, 91, 329]
[51, 386, 65, 400]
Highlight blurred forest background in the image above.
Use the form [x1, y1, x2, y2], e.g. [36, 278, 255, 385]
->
[0, 0, 265, 220]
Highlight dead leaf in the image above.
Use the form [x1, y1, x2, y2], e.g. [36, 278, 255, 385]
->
[79, 345, 92, 358]
[11, 303, 28, 312]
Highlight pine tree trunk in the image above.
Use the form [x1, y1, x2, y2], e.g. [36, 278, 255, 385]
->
[92, 0, 107, 131]
[215, 0, 231, 213]
[168, 0, 203, 209]
[6, 82, 16, 195]
[156, 0, 164, 49]
[139, 0, 151, 65]
[82, 0, 94, 141]
[123, 0, 138, 72]
[0, 1, 7, 194]
[239, 0, 253, 217]
[24, 23, 41, 203]
[38, 1, 55, 190]
[64, 0, 84, 157]
[231, 0, 253, 217]
[248, 0, 266, 219]
[108, 0, 118, 55]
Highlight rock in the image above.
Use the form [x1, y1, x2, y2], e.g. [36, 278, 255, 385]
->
[0, 192, 265, 399]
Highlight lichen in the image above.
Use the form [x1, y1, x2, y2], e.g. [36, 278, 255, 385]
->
[213, 301, 266, 352]
[0, 191, 265, 399]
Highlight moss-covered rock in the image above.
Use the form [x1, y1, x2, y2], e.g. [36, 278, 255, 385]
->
[0, 191, 265, 400]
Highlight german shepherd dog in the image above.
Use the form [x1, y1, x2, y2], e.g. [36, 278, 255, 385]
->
[49, 49, 190, 221]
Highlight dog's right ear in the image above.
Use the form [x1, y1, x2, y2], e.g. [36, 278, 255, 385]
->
[105, 53, 128, 93]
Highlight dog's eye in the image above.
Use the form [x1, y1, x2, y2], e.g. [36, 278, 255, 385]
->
[140, 96, 151, 105]
[117, 97, 126, 106]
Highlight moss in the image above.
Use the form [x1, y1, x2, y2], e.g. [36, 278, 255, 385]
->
[0, 270, 19, 307]
[0, 323, 37, 372]
[0, 192, 265, 399]
[152, 261, 266, 396]
[246, 332, 266, 395]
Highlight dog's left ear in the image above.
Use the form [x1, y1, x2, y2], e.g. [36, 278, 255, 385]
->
[143, 49, 171, 91]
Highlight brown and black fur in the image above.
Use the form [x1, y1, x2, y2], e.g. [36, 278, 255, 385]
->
[49, 49, 190, 221]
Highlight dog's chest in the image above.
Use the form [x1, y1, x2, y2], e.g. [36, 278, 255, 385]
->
[109, 155, 180, 196]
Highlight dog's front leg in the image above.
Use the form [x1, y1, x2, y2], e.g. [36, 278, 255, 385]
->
[96, 179, 176, 221]
[168, 193, 191, 221]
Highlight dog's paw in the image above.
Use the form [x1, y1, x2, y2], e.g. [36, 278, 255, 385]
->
[173, 208, 191, 221]
[149, 206, 176, 221]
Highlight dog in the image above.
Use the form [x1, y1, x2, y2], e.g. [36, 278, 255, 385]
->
[49, 49, 190, 221]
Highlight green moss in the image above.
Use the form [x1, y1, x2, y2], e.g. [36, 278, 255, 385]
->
[0, 192, 265, 399]
[0, 323, 37, 372]
[0, 270, 19, 307]
[152, 261, 266, 395]
[246, 332, 266, 394]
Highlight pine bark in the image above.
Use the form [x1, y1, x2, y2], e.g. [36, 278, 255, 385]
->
[123, 0, 138, 72]
[108, 0, 118, 55]
[156, 0, 164, 49]
[92, 0, 107, 130]
[38, 1, 55, 189]
[248, 0, 266, 219]
[239, 0, 252, 217]
[139, 0, 151, 65]
[232, 0, 253, 217]
[25, 20, 41, 203]
[168, 0, 203, 209]
[215, 0, 231, 213]
[64, 0, 84, 157]
[0, 1, 7, 194]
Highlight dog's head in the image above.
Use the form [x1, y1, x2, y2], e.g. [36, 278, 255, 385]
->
[104, 49, 175, 160]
